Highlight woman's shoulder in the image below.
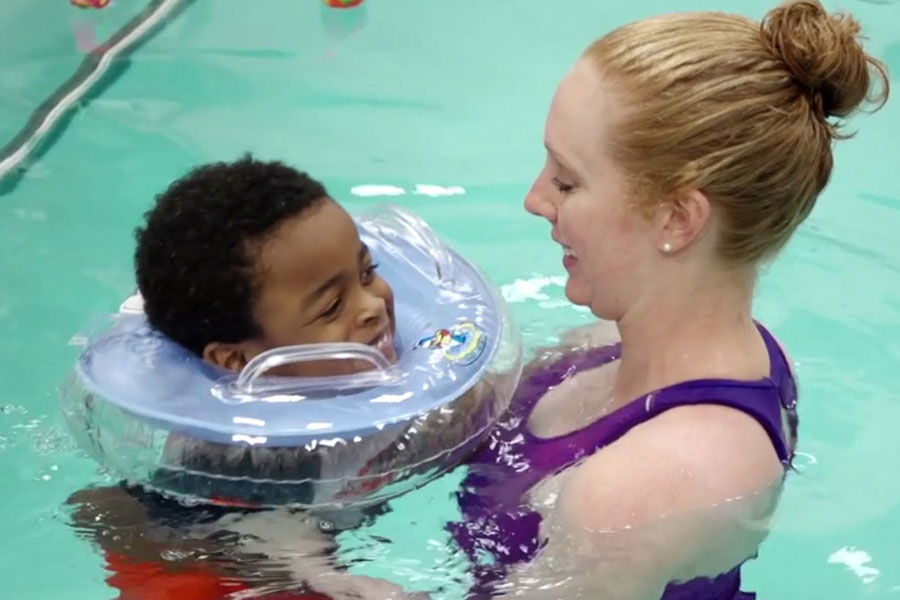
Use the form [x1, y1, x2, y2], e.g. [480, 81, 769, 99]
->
[557, 403, 783, 531]
[759, 321, 799, 383]
[544, 403, 784, 584]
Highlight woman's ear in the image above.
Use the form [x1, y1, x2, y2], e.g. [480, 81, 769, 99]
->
[655, 188, 713, 253]
[202, 342, 251, 372]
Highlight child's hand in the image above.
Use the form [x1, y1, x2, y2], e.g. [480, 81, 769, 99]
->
[224, 509, 429, 599]
[310, 573, 430, 600]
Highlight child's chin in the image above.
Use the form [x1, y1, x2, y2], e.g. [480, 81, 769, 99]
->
[381, 344, 399, 364]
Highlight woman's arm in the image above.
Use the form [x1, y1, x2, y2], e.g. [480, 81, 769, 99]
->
[491, 404, 784, 600]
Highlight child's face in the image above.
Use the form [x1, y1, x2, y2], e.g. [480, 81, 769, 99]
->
[207, 199, 396, 376]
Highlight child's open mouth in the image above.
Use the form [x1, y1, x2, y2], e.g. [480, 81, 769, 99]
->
[369, 328, 396, 362]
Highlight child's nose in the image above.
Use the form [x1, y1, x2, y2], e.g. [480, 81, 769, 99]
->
[356, 291, 387, 327]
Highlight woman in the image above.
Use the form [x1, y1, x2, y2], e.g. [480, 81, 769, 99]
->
[450, 1, 888, 599]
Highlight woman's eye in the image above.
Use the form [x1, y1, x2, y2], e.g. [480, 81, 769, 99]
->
[551, 177, 575, 194]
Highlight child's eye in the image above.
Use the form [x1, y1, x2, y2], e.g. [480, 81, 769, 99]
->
[321, 298, 342, 319]
[361, 262, 379, 284]
[551, 177, 575, 194]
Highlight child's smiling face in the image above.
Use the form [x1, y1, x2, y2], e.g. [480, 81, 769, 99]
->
[204, 199, 396, 376]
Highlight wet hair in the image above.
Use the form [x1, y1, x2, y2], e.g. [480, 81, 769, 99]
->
[135, 155, 328, 355]
[584, 0, 889, 262]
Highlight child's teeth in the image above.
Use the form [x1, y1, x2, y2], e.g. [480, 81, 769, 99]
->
[373, 332, 391, 352]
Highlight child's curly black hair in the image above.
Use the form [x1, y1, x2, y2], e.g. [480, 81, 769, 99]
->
[135, 155, 328, 355]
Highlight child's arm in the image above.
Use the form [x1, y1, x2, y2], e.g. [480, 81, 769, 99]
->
[221, 508, 428, 600]
[67, 485, 262, 600]
[361, 322, 622, 479]
[355, 377, 495, 484]
[67, 485, 216, 563]
[67, 485, 427, 600]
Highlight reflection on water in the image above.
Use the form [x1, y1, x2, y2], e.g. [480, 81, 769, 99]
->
[66, 466, 784, 600]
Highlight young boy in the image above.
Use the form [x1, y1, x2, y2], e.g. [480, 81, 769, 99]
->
[68, 156, 451, 600]
[136, 155, 397, 376]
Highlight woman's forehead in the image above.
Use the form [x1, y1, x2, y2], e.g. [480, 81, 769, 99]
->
[546, 61, 614, 172]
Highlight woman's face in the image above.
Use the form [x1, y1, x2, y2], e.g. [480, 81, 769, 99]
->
[525, 60, 658, 321]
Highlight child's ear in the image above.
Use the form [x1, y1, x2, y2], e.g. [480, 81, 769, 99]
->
[202, 342, 251, 372]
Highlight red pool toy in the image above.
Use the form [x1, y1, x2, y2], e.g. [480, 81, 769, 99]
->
[324, 0, 364, 8]
[321, 0, 367, 40]
[71, 0, 111, 8]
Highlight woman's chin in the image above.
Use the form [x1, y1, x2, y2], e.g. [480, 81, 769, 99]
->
[564, 280, 592, 308]
[565, 282, 614, 320]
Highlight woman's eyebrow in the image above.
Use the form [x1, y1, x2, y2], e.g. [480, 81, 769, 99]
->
[544, 141, 578, 174]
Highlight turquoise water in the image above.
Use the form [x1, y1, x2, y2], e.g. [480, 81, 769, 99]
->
[0, 0, 898, 598]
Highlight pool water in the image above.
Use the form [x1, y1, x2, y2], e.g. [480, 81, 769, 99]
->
[0, 0, 897, 598]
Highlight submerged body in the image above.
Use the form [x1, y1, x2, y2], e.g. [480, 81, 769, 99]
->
[452, 323, 796, 598]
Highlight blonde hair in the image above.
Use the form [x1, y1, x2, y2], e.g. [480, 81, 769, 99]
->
[584, 0, 889, 262]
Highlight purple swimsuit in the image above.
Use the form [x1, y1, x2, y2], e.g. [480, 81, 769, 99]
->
[451, 323, 798, 599]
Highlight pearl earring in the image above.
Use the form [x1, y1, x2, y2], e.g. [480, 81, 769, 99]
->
[662, 243, 673, 254]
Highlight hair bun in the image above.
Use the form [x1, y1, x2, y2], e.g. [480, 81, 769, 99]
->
[761, 0, 888, 120]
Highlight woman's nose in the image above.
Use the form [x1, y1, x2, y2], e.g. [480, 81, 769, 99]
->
[524, 182, 558, 224]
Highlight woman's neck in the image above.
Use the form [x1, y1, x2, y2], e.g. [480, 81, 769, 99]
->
[611, 266, 762, 408]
